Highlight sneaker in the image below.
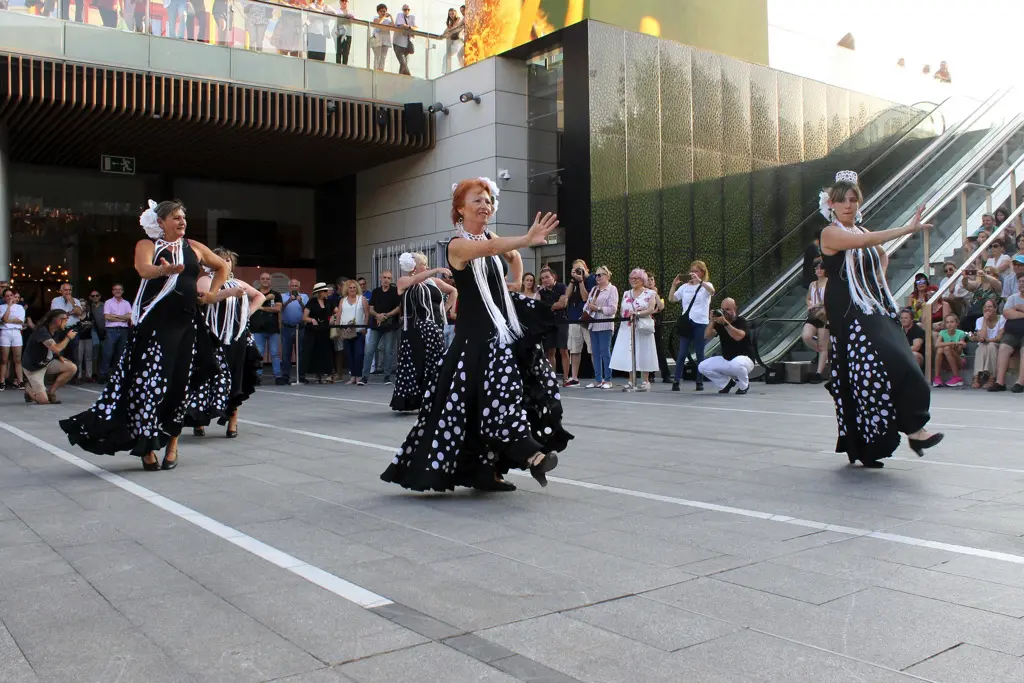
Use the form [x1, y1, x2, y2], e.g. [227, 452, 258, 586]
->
[718, 379, 736, 394]
[636, 381, 650, 392]
[274, 377, 289, 386]
[384, 376, 392, 385]
[695, 380, 704, 392]
[585, 382, 598, 388]
[671, 382, 680, 392]
[947, 376, 964, 388]
[600, 382, 614, 390]
[807, 372, 823, 384]
[988, 383, 1007, 392]
[564, 378, 580, 387]
[735, 387, 748, 395]
[357, 378, 367, 386]
[1012, 384, 1024, 394]
[0, 385, 5, 392]
[932, 377, 944, 388]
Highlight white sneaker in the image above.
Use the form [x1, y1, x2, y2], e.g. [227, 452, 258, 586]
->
[585, 382, 598, 388]
[601, 382, 614, 390]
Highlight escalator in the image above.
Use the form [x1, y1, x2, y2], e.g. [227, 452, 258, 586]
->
[718, 91, 1024, 369]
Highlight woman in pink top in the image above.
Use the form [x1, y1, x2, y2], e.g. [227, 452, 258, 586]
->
[584, 265, 618, 388]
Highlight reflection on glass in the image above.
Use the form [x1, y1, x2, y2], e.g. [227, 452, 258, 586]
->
[270, 1, 303, 57]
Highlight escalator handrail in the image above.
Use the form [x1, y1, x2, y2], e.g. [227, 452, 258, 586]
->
[755, 113, 1024, 366]
[735, 90, 1007, 319]
[868, 113, 1024, 264]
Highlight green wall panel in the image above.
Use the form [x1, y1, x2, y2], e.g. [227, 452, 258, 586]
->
[659, 42, 693, 149]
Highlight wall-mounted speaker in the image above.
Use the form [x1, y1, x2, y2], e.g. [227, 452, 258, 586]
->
[404, 102, 426, 136]
[375, 108, 389, 127]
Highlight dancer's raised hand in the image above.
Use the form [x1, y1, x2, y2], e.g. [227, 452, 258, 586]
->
[909, 205, 933, 234]
[524, 212, 559, 247]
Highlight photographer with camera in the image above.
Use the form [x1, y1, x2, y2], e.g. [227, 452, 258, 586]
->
[22, 309, 78, 405]
[50, 283, 84, 384]
[565, 259, 597, 387]
[697, 298, 754, 395]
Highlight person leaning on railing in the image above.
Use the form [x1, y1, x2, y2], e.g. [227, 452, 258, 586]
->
[371, 4, 395, 71]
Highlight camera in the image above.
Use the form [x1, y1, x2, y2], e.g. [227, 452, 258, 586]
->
[712, 309, 723, 319]
[965, 268, 977, 276]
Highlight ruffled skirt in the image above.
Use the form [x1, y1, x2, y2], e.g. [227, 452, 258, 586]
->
[59, 304, 219, 456]
[390, 318, 445, 412]
[380, 295, 572, 491]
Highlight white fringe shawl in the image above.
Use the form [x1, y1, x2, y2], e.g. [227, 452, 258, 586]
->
[205, 278, 251, 344]
[836, 222, 901, 317]
[455, 229, 523, 345]
[131, 238, 184, 325]
[403, 279, 445, 331]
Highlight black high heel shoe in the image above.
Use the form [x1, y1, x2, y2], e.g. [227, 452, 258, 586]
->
[142, 454, 160, 472]
[225, 425, 238, 439]
[193, 427, 205, 437]
[908, 433, 944, 457]
[161, 448, 178, 471]
[529, 453, 558, 487]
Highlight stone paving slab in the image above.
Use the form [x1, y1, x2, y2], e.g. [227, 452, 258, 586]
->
[3, 381, 1024, 680]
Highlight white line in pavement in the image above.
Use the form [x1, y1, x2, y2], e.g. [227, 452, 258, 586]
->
[0, 421, 392, 609]
[232, 417, 1024, 567]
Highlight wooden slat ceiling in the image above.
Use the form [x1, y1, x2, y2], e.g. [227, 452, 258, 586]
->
[0, 54, 433, 183]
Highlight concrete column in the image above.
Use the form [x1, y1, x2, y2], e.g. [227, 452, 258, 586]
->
[0, 124, 9, 281]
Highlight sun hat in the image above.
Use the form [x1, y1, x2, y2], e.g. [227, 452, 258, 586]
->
[311, 282, 330, 294]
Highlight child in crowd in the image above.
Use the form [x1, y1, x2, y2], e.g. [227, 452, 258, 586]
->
[934, 313, 968, 387]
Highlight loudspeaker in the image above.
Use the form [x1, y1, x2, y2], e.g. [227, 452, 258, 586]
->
[375, 108, 389, 127]
[404, 102, 426, 135]
[764, 363, 786, 384]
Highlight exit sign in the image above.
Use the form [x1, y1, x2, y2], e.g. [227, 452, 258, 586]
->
[101, 155, 136, 175]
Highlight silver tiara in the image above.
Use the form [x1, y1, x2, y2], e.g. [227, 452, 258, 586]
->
[835, 170, 858, 184]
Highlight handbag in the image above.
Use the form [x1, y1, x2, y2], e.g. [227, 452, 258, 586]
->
[674, 286, 703, 337]
[406, 37, 415, 54]
[580, 286, 601, 329]
[635, 316, 655, 336]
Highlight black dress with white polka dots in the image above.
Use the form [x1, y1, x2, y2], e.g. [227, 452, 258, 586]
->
[822, 249, 930, 464]
[390, 281, 446, 412]
[59, 240, 221, 457]
[184, 284, 261, 427]
[380, 237, 573, 491]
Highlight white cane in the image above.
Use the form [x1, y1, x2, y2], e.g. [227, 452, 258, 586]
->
[624, 315, 636, 393]
[292, 326, 301, 386]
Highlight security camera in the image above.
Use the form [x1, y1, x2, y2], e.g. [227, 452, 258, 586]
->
[459, 92, 481, 104]
[498, 169, 511, 180]
[326, 100, 338, 114]
[427, 102, 449, 115]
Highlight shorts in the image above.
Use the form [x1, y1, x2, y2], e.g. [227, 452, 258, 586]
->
[24, 359, 66, 394]
[544, 323, 569, 351]
[567, 323, 591, 354]
[1001, 333, 1024, 353]
[804, 316, 825, 329]
[0, 328, 22, 347]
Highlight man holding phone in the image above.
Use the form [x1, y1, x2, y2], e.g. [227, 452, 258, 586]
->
[697, 297, 753, 395]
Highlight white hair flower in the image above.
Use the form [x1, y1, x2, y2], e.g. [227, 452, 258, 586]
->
[818, 190, 831, 221]
[399, 252, 417, 274]
[139, 199, 162, 239]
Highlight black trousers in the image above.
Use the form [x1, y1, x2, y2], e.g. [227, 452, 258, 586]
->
[336, 35, 351, 64]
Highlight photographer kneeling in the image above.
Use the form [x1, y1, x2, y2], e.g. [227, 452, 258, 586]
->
[22, 309, 78, 405]
[697, 298, 754, 395]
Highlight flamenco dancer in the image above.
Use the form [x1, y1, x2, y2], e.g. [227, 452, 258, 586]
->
[819, 171, 943, 467]
[390, 251, 457, 412]
[380, 177, 571, 492]
[187, 247, 266, 438]
[60, 200, 230, 471]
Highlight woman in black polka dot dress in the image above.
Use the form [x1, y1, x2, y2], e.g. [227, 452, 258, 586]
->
[380, 177, 571, 492]
[59, 200, 230, 471]
[186, 247, 266, 438]
[390, 251, 457, 412]
[819, 172, 943, 468]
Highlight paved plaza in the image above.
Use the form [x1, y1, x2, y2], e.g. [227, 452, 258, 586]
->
[1, 379, 1024, 682]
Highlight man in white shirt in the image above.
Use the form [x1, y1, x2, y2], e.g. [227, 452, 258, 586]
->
[51, 282, 83, 383]
[392, 4, 417, 75]
[101, 283, 132, 380]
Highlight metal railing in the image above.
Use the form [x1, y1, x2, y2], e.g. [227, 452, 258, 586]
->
[922, 165, 1024, 379]
[5, 0, 462, 80]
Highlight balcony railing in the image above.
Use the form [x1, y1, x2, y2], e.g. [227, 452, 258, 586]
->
[2, 0, 464, 81]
